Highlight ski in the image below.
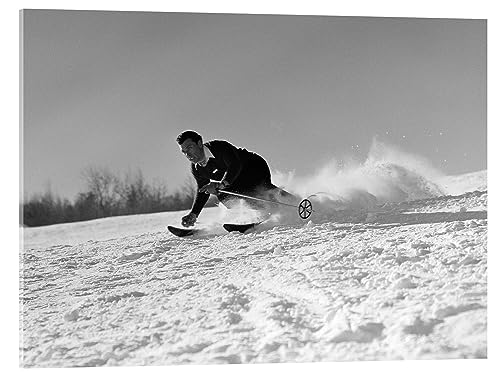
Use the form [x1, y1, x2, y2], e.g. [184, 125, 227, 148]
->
[223, 222, 261, 233]
[168, 220, 263, 237]
[167, 225, 198, 237]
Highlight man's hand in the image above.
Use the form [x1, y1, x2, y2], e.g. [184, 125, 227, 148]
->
[181, 212, 197, 227]
[199, 181, 224, 195]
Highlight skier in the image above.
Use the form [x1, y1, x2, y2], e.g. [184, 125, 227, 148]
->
[176, 130, 296, 227]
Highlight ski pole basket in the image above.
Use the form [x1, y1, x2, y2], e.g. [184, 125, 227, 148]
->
[298, 198, 313, 219]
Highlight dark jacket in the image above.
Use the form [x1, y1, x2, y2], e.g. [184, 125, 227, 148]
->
[189, 140, 266, 215]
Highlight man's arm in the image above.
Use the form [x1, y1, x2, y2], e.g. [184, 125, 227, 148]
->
[190, 167, 210, 216]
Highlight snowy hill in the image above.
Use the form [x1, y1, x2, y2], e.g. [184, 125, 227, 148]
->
[20, 170, 487, 366]
[438, 170, 487, 196]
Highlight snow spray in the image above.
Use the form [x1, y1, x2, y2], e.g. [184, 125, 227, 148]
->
[273, 138, 447, 211]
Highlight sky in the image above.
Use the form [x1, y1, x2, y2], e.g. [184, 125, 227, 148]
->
[21, 10, 486, 200]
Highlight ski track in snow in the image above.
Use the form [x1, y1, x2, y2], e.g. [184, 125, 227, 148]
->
[20, 190, 487, 366]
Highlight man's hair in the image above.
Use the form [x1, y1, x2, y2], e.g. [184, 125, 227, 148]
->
[176, 130, 202, 145]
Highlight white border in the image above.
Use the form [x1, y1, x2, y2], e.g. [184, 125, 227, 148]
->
[5, 1, 497, 375]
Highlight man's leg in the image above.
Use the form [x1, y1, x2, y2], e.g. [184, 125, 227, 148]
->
[216, 192, 240, 209]
[260, 185, 299, 205]
[217, 154, 299, 210]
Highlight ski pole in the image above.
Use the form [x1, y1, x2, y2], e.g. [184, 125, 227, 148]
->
[218, 189, 313, 219]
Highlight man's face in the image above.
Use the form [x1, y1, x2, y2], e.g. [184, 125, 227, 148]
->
[180, 138, 204, 164]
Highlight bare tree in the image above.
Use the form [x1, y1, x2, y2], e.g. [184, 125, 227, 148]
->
[81, 166, 120, 217]
[117, 168, 152, 214]
[181, 175, 197, 203]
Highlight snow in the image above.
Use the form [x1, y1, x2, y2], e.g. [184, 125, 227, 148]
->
[20, 170, 487, 366]
[438, 170, 487, 196]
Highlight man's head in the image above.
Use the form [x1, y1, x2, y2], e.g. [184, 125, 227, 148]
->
[176, 130, 205, 164]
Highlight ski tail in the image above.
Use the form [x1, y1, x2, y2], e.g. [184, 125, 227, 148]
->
[223, 222, 261, 233]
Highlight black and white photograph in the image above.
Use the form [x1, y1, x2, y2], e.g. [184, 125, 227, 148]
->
[19, 7, 488, 369]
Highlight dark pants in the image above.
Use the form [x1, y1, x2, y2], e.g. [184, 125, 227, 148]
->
[216, 154, 296, 210]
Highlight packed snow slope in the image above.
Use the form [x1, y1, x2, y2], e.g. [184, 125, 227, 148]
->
[20, 167, 487, 367]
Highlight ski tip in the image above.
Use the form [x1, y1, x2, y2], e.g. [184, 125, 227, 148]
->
[167, 225, 196, 237]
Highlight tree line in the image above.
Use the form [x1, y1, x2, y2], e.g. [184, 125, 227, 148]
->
[21, 167, 209, 227]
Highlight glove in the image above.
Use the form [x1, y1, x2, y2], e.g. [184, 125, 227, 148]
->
[181, 212, 197, 227]
[199, 180, 228, 195]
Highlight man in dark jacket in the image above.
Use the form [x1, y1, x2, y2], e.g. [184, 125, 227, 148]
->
[176, 130, 295, 227]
